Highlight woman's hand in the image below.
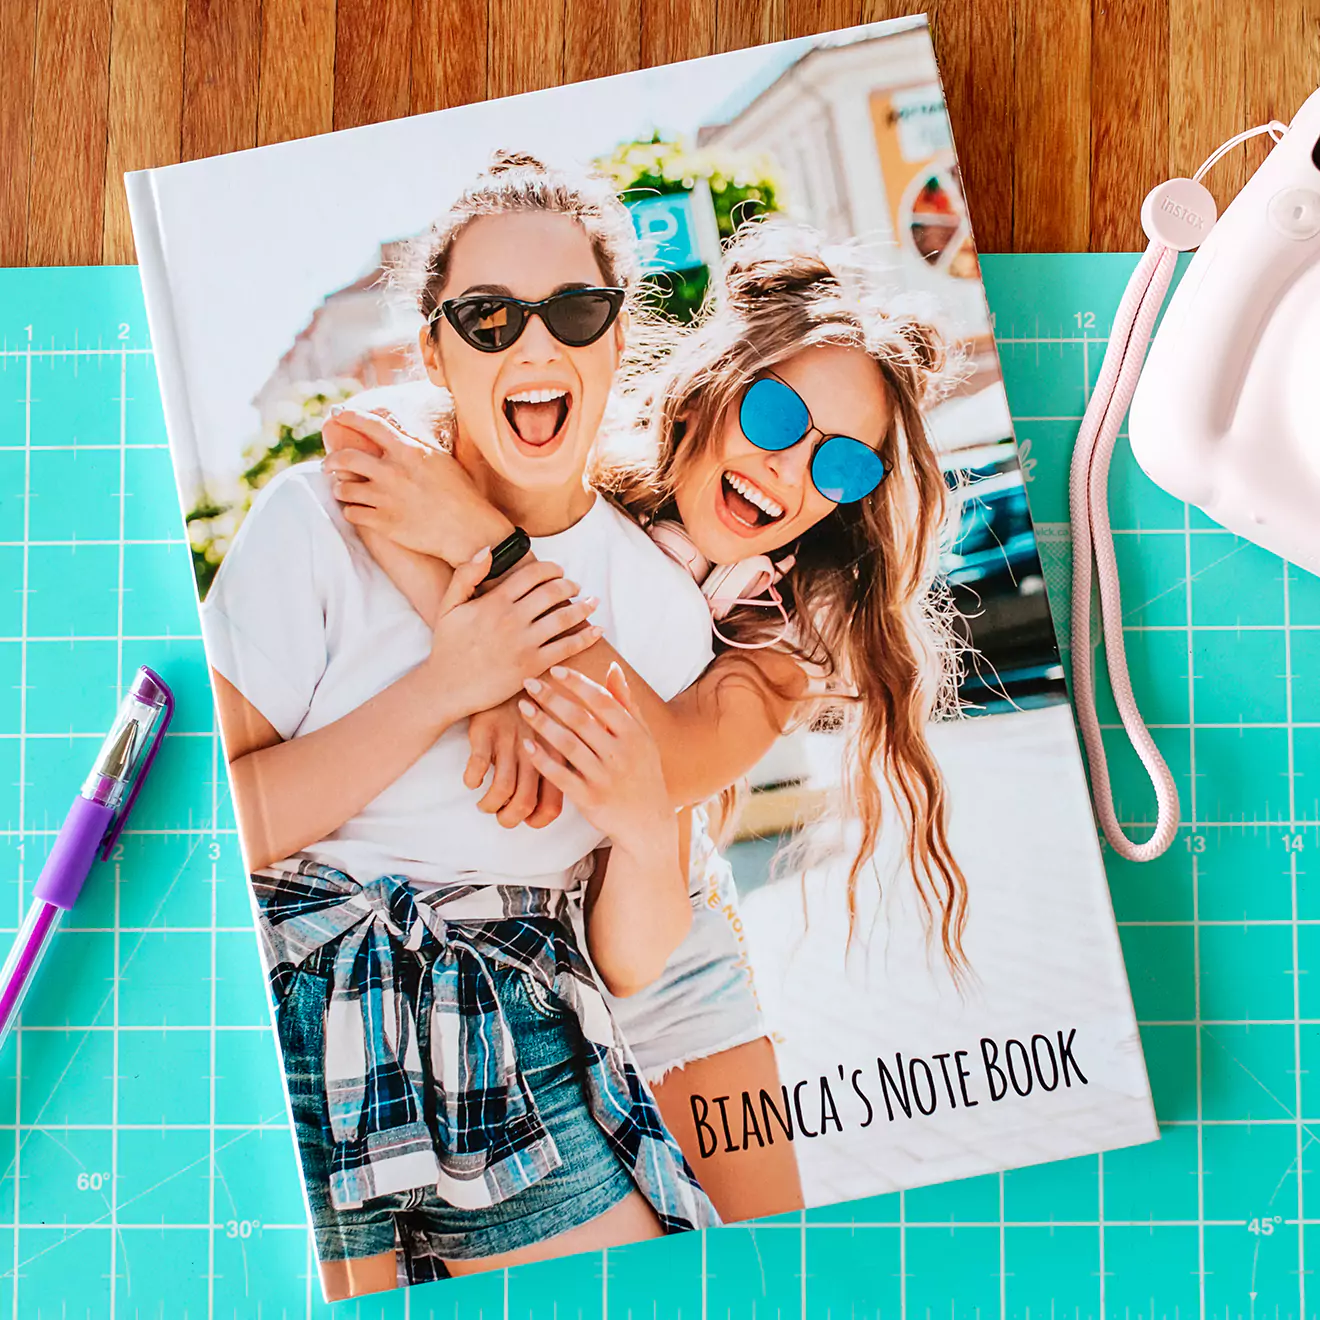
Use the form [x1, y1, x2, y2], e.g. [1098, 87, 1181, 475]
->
[522, 665, 691, 998]
[322, 407, 513, 564]
[465, 699, 565, 830]
[428, 552, 601, 719]
[518, 663, 677, 862]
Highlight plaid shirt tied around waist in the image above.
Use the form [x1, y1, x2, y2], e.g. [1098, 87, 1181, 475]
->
[253, 860, 717, 1234]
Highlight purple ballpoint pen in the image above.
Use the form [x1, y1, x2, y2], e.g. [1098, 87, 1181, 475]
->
[0, 667, 173, 1047]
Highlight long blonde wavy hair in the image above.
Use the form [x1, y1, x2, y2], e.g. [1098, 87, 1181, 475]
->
[605, 221, 970, 973]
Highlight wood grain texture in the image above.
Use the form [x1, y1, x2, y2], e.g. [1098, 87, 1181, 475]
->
[0, 0, 38, 266]
[921, 0, 1015, 254]
[860, 0, 927, 26]
[1170, 0, 1247, 214]
[182, 0, 260, 161]
[29, 0, 112, 266]
[258, 0, 335, 145]
[334, 0, 412, 128]
[6, 1, 1318, 265]
[565, 0, 640, 82]
[490, 0, 565, 97]
[1011, 0, 1091, 251]
[788, 0, 863, 39]
[640, 0, 714, 65]
[1090, 0, 1167, 251]
[412, 0, 489, 112]
[1246, 0, 1320, 172]
[104, 0, 184, 264]
[715, 0, 786, 53]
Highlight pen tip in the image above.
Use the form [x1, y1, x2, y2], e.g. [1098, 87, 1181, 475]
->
[98, 719, 139, 781]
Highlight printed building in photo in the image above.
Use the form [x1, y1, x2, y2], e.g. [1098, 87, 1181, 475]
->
[255, 25, 999, 453]
[696, 25, 1003, 429]
[251, 239, 422, 434]
[698, 27, 983, 302]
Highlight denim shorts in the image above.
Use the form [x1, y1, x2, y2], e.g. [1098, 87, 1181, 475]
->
[278, 936, 634, 1264]
[603, 818, 767, 1081]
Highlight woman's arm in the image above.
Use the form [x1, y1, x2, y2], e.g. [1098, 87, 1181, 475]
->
[218, 555, 602, 872]
[323, 407, 570, 828]
[519, 646, 806, 808]
[584, 841, 690, 999]
[520, 664, 691, 997]
[322, 401, 502, 620]
[218, 660, 466, 873]
[323, 405, 807, 808]
[570, 645, 807, 807]
[322, 403, 514, 567]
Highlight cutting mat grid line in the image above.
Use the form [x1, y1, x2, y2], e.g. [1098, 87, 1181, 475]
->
[0, 257, 1310, 1318]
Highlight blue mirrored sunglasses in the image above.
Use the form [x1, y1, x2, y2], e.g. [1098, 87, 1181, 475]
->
[738, 375, 888, 504]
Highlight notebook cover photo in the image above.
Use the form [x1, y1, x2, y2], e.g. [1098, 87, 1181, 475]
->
[126, 15, 1157, 1300]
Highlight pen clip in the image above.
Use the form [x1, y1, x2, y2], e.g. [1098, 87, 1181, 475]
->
[99, 668, 175, 861]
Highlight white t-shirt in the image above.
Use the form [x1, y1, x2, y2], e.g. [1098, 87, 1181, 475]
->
[203, 462, 713, 887]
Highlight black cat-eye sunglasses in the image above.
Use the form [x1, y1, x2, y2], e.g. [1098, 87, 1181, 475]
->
[434, 287, 626, 353]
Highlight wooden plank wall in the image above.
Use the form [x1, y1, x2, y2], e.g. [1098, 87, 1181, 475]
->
[1, 0, 1317, 266]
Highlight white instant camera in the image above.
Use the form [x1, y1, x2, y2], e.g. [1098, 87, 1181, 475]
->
[1129, 88, 1320, 575]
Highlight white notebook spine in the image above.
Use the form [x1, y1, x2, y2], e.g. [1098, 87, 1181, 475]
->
[124, 169, 204, 518]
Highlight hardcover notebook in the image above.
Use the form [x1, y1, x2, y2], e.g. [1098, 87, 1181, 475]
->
[127, 15, 1157, 1300]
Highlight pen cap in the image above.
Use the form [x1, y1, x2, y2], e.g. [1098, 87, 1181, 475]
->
[87, 667, 174, 861]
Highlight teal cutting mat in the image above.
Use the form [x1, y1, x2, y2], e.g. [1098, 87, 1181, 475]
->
[0, 254, 1312, 1319]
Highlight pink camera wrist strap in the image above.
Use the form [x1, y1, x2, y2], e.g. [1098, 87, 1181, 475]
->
[1068, 242, 1180, 862]
[1067, 121, 1285, 863]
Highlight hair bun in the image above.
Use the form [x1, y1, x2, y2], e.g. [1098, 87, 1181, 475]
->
[721, 221, 837, 300]
[488, 149, 549, 175]
[734, 258, 836, 300]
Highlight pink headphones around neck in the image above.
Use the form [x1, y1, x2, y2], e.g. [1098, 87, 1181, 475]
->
[649, 519, 795, 650]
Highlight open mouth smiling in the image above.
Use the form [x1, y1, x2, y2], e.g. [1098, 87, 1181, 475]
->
[503, 386, 572, 449]
[719, 469, 787, 533]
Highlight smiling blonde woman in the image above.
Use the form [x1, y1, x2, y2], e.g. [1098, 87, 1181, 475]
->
[206, 151, 720, 1299]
